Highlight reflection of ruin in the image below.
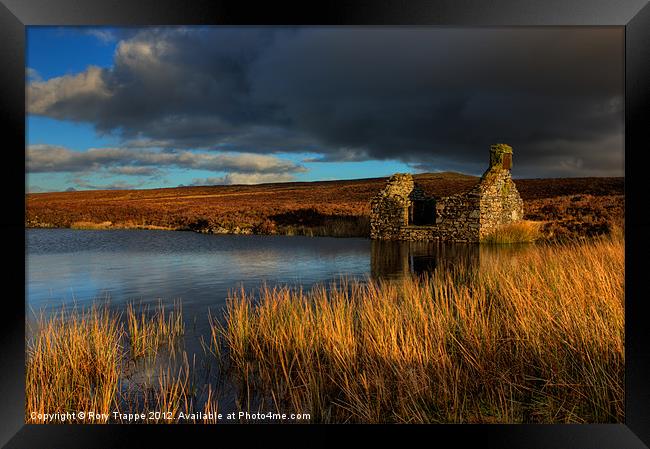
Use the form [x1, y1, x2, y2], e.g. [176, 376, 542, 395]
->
[370, 144, 524, 242]
[370, 239, 533, 281]
[370, 240, 480, 280]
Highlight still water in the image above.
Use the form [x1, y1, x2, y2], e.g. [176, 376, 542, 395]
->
[27, 229, 373, 313]
[26, 228, 521, 412]
[27, 229, 488, 314]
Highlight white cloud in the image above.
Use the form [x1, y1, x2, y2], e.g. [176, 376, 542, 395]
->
[26, 184, 46, 193]
[85, 29, 117, 44]
[27, 145, 306, 175]
[191, 172, 296, 186]
[26, 67, 41, 82]
[28, 66, 111, 117]
[71, 178, 144, 190]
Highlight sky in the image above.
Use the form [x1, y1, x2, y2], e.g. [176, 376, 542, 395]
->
[26, 26, 624, 193]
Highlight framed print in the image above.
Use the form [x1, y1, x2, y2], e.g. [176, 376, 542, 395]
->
[2, 0, 650, 447]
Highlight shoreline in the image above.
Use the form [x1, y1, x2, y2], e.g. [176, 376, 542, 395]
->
[25, 223, 366, 237]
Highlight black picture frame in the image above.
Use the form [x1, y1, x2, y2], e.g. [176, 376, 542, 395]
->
[2, 0, 649, 447]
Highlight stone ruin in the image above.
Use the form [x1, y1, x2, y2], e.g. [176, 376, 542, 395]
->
[370, 144, 524, 242]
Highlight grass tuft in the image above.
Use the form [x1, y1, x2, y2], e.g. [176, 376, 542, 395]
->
[26, 305, 123, 423]
[126, 300, 184, 359]
[482, 220, 543, 243]
[26, 302, 200, 423]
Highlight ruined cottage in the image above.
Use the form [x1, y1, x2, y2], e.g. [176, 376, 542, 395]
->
[370, 144, 524, 242]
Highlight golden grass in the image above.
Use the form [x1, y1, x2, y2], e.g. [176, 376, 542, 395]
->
[71, 221, 176, 231]
[138, 354, 193, 423]
[70, 220, 114, 230]
[26, 306, 123, 423]
[26, 302, 206, 423]
[126, 300, 184, 359]
[481, 220, 543, 243]
[216, 234, 624, 423]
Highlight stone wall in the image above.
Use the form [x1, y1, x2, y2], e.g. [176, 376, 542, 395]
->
[476, 167, 524, 240]
[370, 174, 412, 240]
[433, 191, 481, 241]
[370, 144, 524, 242]
[370, 174, 480, 242]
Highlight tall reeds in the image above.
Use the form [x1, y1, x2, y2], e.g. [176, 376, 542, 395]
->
[26, 305, 123, 423]
[217, 233, 624, 423]
[126, 300, 184, 359]
[26, 301, 196, 423]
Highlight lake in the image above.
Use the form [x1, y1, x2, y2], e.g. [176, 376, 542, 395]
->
[25, 228, 529, 413]
[27, 228, 374, 312]
[27, 227, 490, 311]
[27, 228, 491, 352]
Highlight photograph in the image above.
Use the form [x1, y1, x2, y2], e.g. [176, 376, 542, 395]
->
[23, 25, 627, 425]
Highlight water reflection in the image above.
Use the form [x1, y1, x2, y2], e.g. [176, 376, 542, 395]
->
[27, 229, 535, 313]
[371, 240, 533, 280]
[370, 240, 480, 279]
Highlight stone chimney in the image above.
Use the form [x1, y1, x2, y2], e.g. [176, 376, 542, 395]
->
[489, 143, 513, 171]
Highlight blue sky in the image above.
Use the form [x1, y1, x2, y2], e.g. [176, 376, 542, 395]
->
[26, 26, 623, 192]
[26, 27, 413, 192]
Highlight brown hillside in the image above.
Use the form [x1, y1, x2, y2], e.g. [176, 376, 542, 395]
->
[26, 173, 624, 240]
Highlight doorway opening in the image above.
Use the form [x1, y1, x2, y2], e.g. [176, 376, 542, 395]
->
[409, 200, 436, 225]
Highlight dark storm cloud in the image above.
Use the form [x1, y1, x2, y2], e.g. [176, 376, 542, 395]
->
[27, 27, 623, 177]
